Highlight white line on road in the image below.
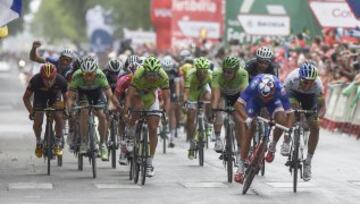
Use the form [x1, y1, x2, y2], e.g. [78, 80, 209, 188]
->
[179, 182, 228, 188]
[95, 184, 142, 189]
[8, 182, 53, 190]
[266, 181, 316, 188]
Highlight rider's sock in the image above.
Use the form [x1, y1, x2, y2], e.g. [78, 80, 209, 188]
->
[305, 153, 313, 164]
[36, 137, 42, 144]
[171, 129, 176, 141]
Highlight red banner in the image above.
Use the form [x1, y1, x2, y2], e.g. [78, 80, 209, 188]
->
[171, 0, 224, 48]
[151, 0, 172, 50]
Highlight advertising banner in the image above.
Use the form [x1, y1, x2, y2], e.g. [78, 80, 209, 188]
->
[171, 0, 224, 48]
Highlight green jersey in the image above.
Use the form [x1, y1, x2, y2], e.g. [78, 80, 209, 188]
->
[212, 68, 249, 95]
[185, 69, 212, 101]
[69, 69, 109, 91]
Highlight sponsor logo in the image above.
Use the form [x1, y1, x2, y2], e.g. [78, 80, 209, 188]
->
[173, 0, 217, 13]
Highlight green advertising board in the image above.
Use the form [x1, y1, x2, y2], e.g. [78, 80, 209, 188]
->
[225, 0, 321, 42]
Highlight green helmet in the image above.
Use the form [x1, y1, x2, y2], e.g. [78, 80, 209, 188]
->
[194, 57, 210, 70]
[222, 56, 241, 70]
[143, 56, 162, 72]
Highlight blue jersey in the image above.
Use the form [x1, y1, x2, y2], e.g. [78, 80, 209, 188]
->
[46, 57, 71, 77]
[238, 74, 291, 118]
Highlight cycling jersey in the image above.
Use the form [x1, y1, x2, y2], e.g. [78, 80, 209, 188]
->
[115, 73, 133, 98]
[131, 66, 169, 108]
[245, 58, 278, 82]
[69, 69, 109, 105]
[284, 68, 324, 116]
[103, 69, 119, 92]
[185, 69, 212, 101]
[166, 68, 180, 102]
[179, 63, 194, 77]
[238, 74, 291, 118]
[212, 68, 249, 96]
[46, 57, 72, 77]
[27, 73, 67, 108]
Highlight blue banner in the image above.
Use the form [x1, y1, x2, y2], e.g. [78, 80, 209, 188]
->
[347, 0, 360, 20]
[0, 0, 22, 27]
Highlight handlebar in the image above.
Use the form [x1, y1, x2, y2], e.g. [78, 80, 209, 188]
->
[212, 107, 235, 113]
[71, 104, 106, 111]
[256, 116, 290, 132]
[33, 108, 65, 112]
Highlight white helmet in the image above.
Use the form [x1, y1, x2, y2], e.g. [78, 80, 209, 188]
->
[256, 47, 273, 61]
[106, 59, 122, 72]
[81, 56, 98, 73]
[161, 55, 175, 71]
[60, 49, 73, 59]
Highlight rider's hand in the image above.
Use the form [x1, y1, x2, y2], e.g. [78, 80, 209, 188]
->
[29, 112, 35, 120]
[245, 117, 253, 128]
[32, 41, 41, 48]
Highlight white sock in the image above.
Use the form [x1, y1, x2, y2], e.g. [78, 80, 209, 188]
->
[306, 153, 313, 164]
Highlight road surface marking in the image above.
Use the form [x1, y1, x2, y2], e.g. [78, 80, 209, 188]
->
[8, 182, 53, 190]
[95, 184, 142, 189]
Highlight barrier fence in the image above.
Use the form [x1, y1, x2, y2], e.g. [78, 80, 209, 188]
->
[321, 83, 360, 139]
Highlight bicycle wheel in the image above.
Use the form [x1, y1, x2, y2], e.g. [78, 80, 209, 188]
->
[129, 154, 134, 180]
[225, 124, 233, 183]
[57, 155, 62, 167]
[89, 125, 97, 179]
[141, 126, 148, 185]
[161, 129, 166, 154]
[78, 153, 83, 171]
[110, 120, 117, 169]
[198, 132, 204, 167]
[292, 129, 300, 193]
[242, 166, 257, 194]
[133, 125, 141, 184]
[46, 122, 53, 176]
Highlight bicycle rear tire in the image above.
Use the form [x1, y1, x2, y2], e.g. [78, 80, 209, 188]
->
[110, 121, 117, 169]
[141, 126, 148, 185]
[89, 126, 97, 179]
[198, 132, 204, 167]
[225, 124, 233, 183]
[78, 153, 83, 171]
[293, 130, 300, 193]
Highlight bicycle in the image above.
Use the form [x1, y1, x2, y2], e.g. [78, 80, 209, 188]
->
[108, 110, 120, 168]
[130, 109, 164, 185]
[251, 117, 270, 177]
[72, 104, 104, 179]
[242, 116, 290, 194]
[34, 107, 65, 175]
[188, 101, 210, 167]
[285, 109, 316, 193]
[213, 106, 236, 183]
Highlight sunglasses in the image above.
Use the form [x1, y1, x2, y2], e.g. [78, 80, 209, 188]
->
[223, 69, 235, 74]
[301, 79, 315, 85]
[257, 59, 270, 64]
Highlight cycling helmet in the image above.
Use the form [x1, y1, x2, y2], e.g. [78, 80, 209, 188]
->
[256, 46, 273, 61]
[106, 59, 122, 72]
[222, 56, 241, 70]
[299, 61, 318, 80]
[60, 49, 73, 59]
[81, 56, 98, 73]
[257, 74, 276, 98]
[40, 63, 57, 80]
[161, 55, 175, 71]
[194, 57, 210, 70]
[125, 55, 140, 68]
[143, 56, 162, 72]
[180, 50, 191, 59]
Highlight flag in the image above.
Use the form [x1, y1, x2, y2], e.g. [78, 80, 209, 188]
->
[0, 0, 22, 27]
[0, 25, 9, 38]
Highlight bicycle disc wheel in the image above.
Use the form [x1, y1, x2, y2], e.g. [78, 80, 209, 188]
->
[293, 129, 300, 193]
[141, 126, 148, 185]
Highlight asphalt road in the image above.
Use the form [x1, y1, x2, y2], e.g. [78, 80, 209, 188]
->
[0, 66, 360, 204]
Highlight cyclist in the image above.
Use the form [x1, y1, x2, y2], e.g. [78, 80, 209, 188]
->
[183, 57, 212, 160]
[282, 61, 326, 181]
[23, 63, 68, 157]
[67, 56, 121, 161]
[161, 55, 180, 148]
[114, 56, 142, 165]
[30, 41, 73, 77]
[234, 74, 294, 183]
[210, 56, 248, 162]
[103, 59, 123, 93]
[123, 56, 170, 177]
[245, 46, 278, 81]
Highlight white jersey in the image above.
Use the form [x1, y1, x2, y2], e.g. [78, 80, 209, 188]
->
[284, 68, 323, 95]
